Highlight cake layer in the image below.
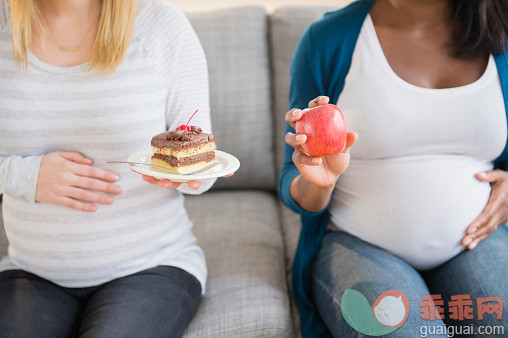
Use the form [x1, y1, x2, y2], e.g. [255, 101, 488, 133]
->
[152, 151, 215, 167]
[151, 127, 215, 150]
[152, 142, 215, 159]
[151, 158, 214, 175]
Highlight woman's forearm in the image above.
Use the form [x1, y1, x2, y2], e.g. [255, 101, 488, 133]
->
[290, 174, 335, 213]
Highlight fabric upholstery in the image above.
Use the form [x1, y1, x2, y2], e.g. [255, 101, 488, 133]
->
[183, 191, 292, 337]
[188, 7, 276, 191]
[280, 202, 302, 337]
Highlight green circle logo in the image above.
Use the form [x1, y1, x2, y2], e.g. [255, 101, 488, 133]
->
[340, 289, 410, 336]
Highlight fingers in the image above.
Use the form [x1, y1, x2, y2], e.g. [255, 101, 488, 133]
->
[308, 96, 330, 108]
[463, 225, 492, 249]
[157, 180, 182, 189]
[142, 175, 201, 189]
[158, 180, 200, 189]
[285, 132, 307, 148]
[463, 209, 502, 249]
[157, 180, 202, 189]
[476, 170, 505, 183]
[464, 223, 497, 250]
[142, 175, 160, 185]
[466, 190, 500, 235]
[343, 132, 359, 154]
[285, 109, 304, 129]
[292, 150, 321, 166]
[285, 96, 330, 128]
[222, 173, 235, 178]
[58, 197, 97, 213]
[463, 212, 502, 247]
[466, 234, 489, 250]
[70, 163, 119, 182]
[63, 186, 115, 205]
[67, 175, 122, 195]
[187, 180, 201, 189]
[463, 178, 508, 249]
[288, 131, 357, 166]
[59, 152, 93, 165]
[142, 175, 179, 188]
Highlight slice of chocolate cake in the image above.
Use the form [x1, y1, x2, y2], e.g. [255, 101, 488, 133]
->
[151, 126, 215, 174]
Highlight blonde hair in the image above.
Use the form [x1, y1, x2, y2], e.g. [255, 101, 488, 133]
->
[10, 0, 138, 73]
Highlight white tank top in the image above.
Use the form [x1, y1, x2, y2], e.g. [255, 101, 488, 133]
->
[329, 15, 507, 270]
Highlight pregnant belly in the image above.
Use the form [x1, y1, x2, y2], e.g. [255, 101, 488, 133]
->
[329, 156, 493, 270]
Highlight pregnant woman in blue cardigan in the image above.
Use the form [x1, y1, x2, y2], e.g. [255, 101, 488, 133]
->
[280, 0, 508, 336]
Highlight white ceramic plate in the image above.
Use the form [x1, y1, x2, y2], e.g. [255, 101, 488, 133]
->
[127, 149, 240, 182]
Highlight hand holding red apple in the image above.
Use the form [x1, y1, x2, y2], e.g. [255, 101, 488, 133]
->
[285, 96, 358, 189]
[295, 103, 348, 157]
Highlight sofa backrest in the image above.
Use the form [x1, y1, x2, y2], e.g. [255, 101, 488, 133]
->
[187, 7, 276, 191]
[187, 4, 344, 191]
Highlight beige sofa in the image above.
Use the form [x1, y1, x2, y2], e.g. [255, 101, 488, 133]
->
[0, 4, 342, 337]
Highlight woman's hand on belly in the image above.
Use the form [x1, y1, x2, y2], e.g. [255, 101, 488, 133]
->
[35, 152, 122, 212]
[463, 169, 508, 249]
[285, 96, 358, 212]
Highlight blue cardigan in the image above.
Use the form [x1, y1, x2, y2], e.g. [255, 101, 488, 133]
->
[278, 0, 508, 337]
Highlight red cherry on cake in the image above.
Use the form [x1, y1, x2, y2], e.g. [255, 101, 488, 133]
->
[177, 109, 200, 132]
[295, 104, 348, 157]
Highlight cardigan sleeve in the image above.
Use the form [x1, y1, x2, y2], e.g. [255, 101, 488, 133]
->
[278, 26, 329, 216]
[494, 51, 508, 170]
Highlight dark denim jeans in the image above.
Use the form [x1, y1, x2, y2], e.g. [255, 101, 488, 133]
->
[311, 226, 508, 337]
[0, 265, 202, 338]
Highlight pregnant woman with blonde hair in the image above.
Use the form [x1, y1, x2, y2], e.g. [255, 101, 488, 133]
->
[0, 0, 215, 336]
[281, 0, 508, 336]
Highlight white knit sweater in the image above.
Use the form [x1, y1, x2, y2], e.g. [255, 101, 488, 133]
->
[0, 0, 212, 293]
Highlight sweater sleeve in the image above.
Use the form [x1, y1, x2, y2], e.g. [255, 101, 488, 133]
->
[0, 154, 43, 202]
[278, 26, 329, 216]
[0, 0, 42, 203]
[138, 1, 215, 195]
[164, 9, 215, 195]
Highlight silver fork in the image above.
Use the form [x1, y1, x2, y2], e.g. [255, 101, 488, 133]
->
[106, 161, 220, 175]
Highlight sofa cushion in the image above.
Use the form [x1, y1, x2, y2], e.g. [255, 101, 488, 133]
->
[183, 191, 292, 337]
[187, 7, 276, 191]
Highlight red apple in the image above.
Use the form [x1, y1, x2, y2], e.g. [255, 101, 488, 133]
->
[295, 104, 348, 157]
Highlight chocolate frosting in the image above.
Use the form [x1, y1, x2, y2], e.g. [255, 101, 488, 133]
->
[166, 126, 203, 141]
[151, 126, 215, 150]
[152, 151, 215, 167]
